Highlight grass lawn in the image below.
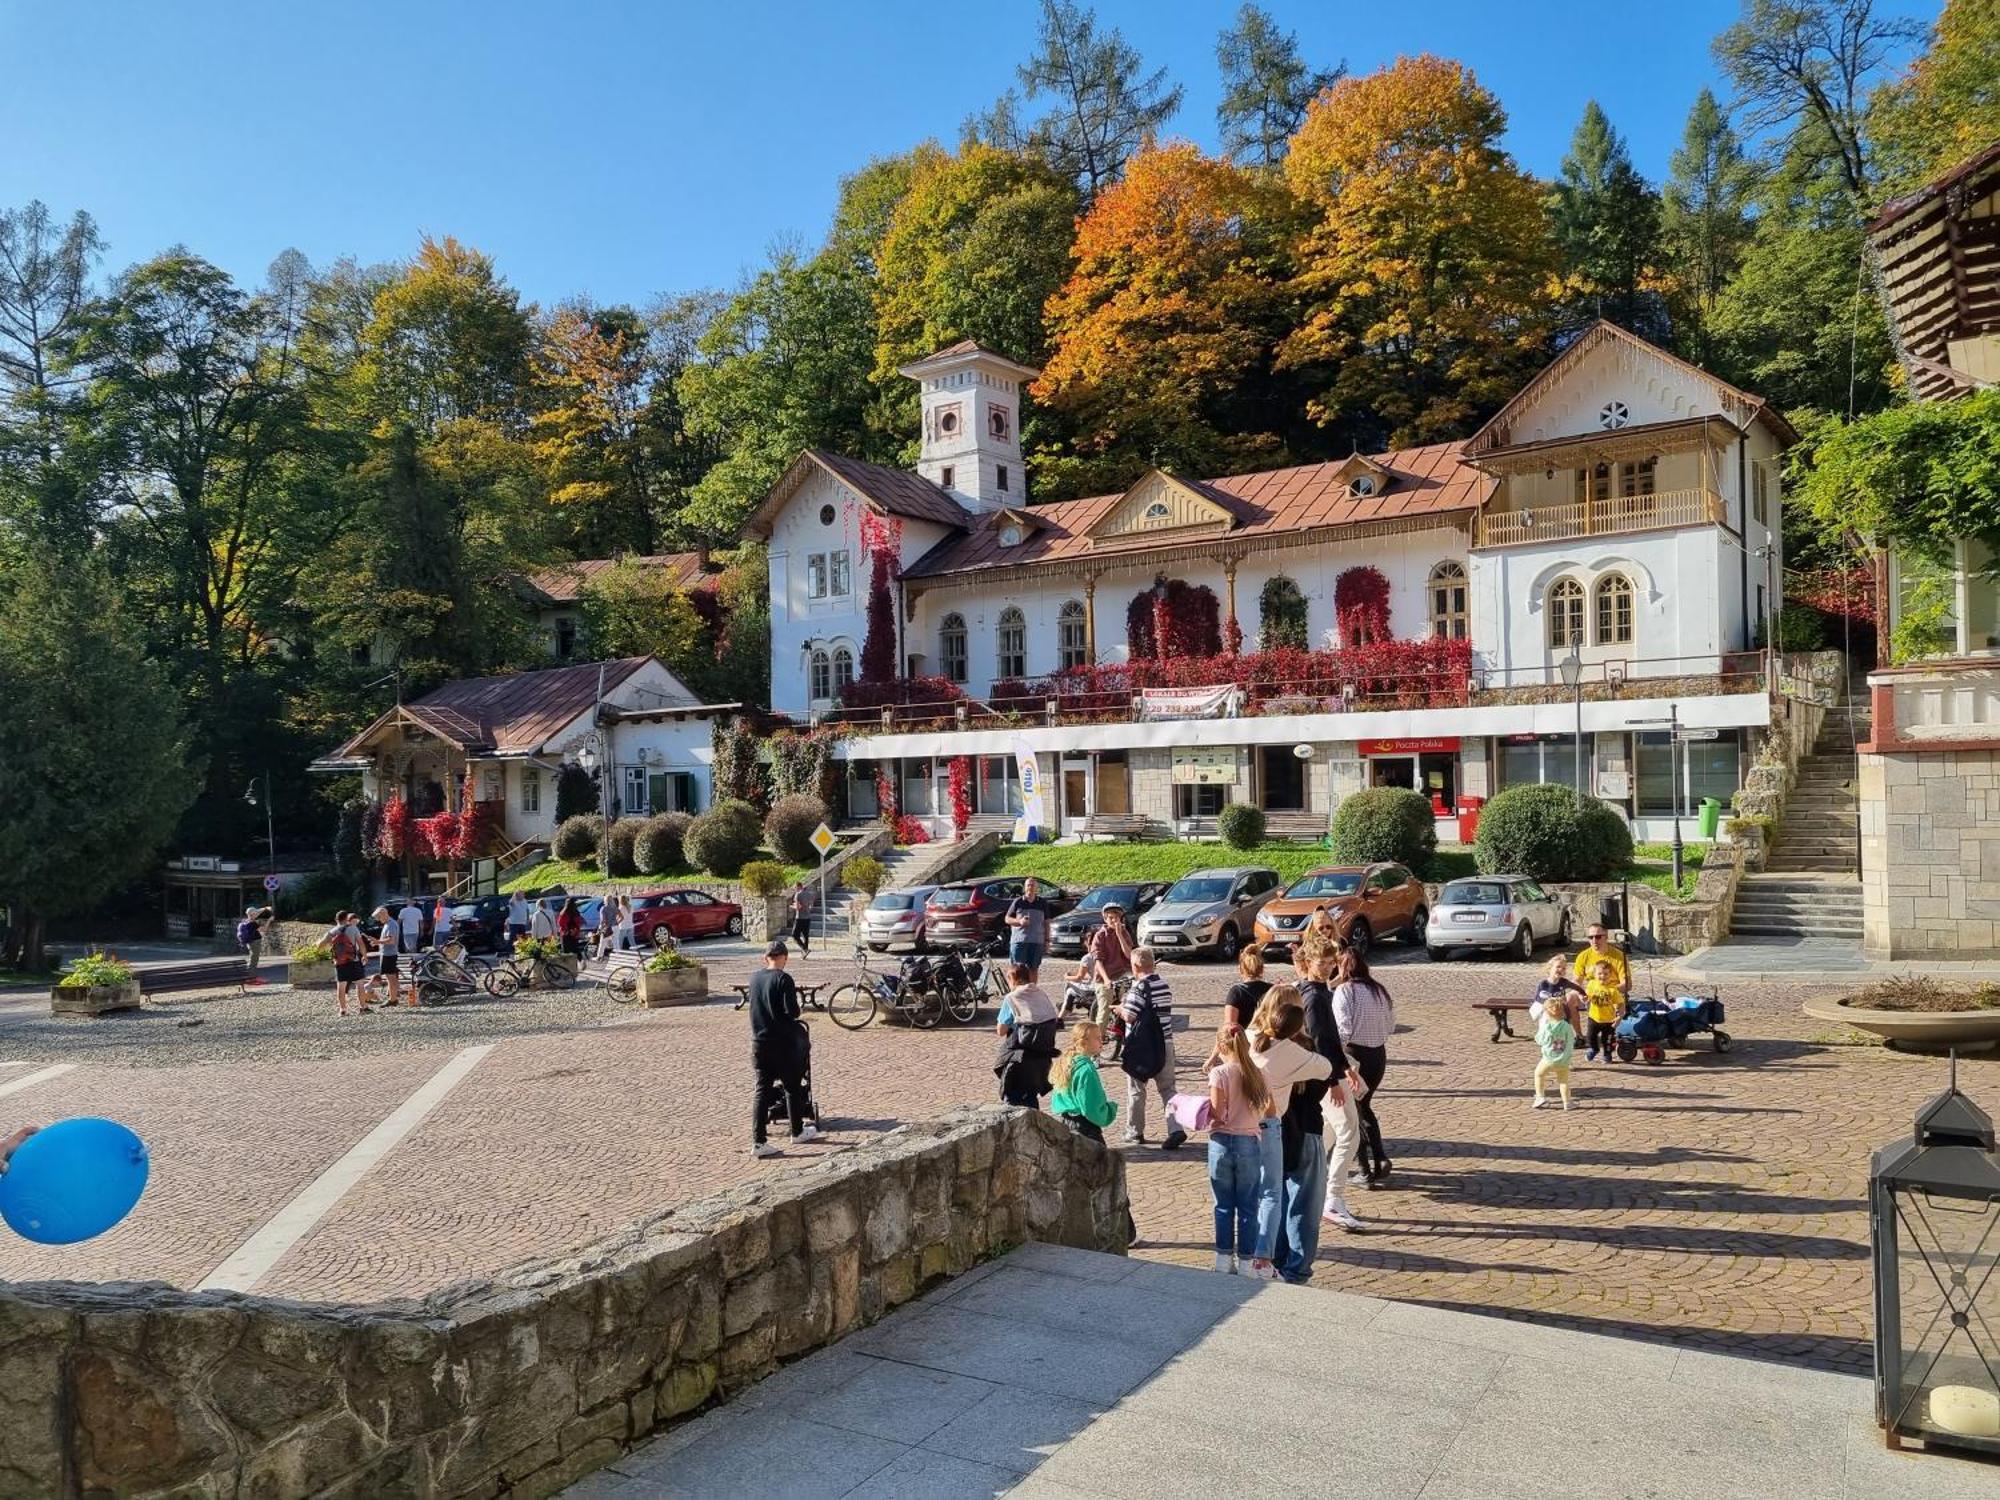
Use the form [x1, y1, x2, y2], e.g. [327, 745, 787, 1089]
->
[974, 842, 1478, 890]
[1623, 841, 1710, 902]
[501, 854, 813, 894]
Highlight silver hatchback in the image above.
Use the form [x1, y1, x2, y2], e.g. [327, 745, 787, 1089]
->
[860, 886, 937, 952]
[1426, 875, 1571, 961]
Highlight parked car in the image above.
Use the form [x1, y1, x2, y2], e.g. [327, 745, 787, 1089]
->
[924, 878, 1075, 949]
[860, 886, 939, 952]
[1047, 882, 1171, 959]
[443, 902, 504, 955]
[1135, 867, 1282, 960]
[534, 894, 604, 938]
[1254, 863, 1429, 960]
[630, 887, 744, 945]
[1426, 875, 1570, 961]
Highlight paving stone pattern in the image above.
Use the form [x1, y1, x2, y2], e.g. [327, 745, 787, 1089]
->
[0, 943, 1975, 1374]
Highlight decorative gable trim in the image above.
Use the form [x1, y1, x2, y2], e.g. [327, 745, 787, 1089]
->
[1328, 452, 1396, 497]
[1086, 469, 1235, 548]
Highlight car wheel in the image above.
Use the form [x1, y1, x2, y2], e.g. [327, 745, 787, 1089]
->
[1512, 923, 1534, 961]
[1558, 911, 1573, 945]
[1215, 924, 1240, 962]
[1344, 920, 1371, 959]
[726, 913, 743, 937]
[1405, 906, 1428, 945]
[1426, 945, 1448, 962]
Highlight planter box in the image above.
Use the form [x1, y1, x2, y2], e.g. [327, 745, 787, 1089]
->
[531, 956, 580, 990]
[638, 964, 709, 1008]
[289, 958, 334, 990]
[51, 980, 141, 1017]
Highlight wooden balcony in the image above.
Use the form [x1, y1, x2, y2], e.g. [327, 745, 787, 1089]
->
[1474, 487, 1725, 548]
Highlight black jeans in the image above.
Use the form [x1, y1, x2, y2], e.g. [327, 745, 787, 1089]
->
[752, 1038, 808, 1144]
[791, 915, 810, 955]
[1348, 1042, 1388, 1174]
[1587, 1018, 1619, 1057]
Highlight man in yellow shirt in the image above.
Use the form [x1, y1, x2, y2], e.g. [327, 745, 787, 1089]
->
[1570, 924, 1629, 993]
[1572, 923, 1630, 1062]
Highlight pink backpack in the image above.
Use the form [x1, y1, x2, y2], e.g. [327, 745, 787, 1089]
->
[1167, 1092, 1213, 1134]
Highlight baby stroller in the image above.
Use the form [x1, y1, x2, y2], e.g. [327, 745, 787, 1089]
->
[762, 1019, 822, 1130]
[1614, 986, 1729, 1064]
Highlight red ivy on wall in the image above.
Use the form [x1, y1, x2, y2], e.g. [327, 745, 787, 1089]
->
[1334, 566, 1390, 646]
[413, 811, 459, 861]
[875, 764, 899, 830]
[1126, 580, 1222, 658]
[381, 795, 409, 860]
[948, 756, 973, 841]
[989, 637, 1473, 711]
[858, 512, 903, 684]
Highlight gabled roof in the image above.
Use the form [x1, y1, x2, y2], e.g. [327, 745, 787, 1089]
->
[896, 340, 1042, 382]
[521, 552, 716, 606]
[322, 656, 663, 763]
[1467, 321, 1796, 452]
[1868, 139, 2000, 402]
[902, 442, 1488, 581]
[743, 449, 973, 540]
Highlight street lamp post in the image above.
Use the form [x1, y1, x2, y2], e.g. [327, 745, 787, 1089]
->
[1559, 649, 1584, 799]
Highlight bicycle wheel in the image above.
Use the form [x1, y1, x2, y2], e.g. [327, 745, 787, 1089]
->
[545, 957, 579, 991]
[483, 965, 521, 998]
[417, 980, 454, 1007]
[944, 986, 979, 1026]
[826, 982, 877, 1030]
[911, 988, 945, 1030]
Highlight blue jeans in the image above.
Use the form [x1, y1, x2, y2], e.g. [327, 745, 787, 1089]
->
[1207, 1133, 1261, 1258]
[1254, 1119, 1284, 1261]
[1280, 1126, 1328, 1283]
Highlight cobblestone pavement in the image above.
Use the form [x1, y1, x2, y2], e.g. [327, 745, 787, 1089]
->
[0, 943, 1967, 1373]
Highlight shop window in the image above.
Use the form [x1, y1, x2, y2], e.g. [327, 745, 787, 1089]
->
[997, 607, 1026, 679]
[1176, 783, 1226, 819]
[1635, 731, 1741, 818]
[1499, 735, 1591, 794]
[1594, 573, 1634, 645]
[1259, 745, 1306, 811]
[939, 613, 968, 683]
[1546, 578, 1585, 649]
[1058, 600, 1088, 670]
[1428, 561, 1468, 640]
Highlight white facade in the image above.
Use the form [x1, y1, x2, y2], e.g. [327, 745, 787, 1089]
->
[899, 344, 1037, 513]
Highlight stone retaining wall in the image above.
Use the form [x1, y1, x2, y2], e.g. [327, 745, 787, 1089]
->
[0, 1106, 1127, 1500]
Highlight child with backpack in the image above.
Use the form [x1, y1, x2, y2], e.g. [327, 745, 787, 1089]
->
[1117, 948, 1185, 1151]
[326, 912, 368, 1017]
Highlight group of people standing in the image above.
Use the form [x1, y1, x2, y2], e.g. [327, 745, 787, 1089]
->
[1528, 924, 1632, 1109]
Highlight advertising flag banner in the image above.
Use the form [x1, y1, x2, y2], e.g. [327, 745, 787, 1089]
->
[1013, 740, 1047, 843]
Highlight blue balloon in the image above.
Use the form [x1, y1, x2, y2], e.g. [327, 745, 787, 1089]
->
[0, 1118, 149, 1245]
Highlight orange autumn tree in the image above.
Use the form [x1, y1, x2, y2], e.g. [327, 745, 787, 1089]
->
[1036, 143, 1295, 499]
[1279, 56, 1558, 447]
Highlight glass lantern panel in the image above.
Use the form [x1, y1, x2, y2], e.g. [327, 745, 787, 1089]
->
[1893, 1189, 2000, 1442]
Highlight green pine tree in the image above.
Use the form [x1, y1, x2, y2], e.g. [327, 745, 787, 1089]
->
[1546, 102, 1668, 339]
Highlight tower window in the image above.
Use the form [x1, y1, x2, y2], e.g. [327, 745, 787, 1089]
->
[940, 466, 955, 491]
[997, 464, 1009, 492]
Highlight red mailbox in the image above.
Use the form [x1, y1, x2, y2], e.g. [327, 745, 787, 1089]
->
[1456, 796, 1484, 844]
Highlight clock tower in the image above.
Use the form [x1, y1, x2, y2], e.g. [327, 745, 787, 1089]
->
[898, 341, 1040, 515]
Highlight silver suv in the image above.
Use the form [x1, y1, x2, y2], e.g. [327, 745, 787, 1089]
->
[1136, 867, 1282, 961]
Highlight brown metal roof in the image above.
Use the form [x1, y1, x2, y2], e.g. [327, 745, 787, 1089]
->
[743, 449, 974, 539]
[1868, 139, 2000, 402]
[522, 553, 714, 605]
[327, 656, 655, 761]
[902, 441, 1490, 581]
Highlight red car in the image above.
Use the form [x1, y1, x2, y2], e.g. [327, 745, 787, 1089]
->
[630, 888, 744, 946]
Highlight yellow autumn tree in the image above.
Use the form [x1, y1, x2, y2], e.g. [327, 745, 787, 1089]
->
[1035, 142, 1297, 497]
[1279, 56, 1559, 446]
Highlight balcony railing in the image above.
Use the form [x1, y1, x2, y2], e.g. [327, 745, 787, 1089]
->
[1475, 487, 1725, 548]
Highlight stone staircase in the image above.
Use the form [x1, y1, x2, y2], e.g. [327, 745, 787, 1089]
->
[811, 836, 987, 944]
[1731, 673, 1868, 941]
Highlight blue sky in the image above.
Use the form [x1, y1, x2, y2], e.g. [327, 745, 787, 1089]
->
[0, 1, 1939, 308]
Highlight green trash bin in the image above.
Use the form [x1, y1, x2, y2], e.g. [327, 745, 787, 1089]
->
[1698, 797, 1722, 839]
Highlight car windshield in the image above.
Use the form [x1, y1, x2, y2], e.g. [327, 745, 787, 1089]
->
[1077, 886, 1139, 911]
[1443, 881, 1511, 906]
[1164, 877, 1232, 905]
[1286, 872, 1361, 899]
[449, 905, 479, 920]
[871, 893, 917, 911]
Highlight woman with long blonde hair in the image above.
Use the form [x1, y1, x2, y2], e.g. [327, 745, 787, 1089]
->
[1051, 1022, 1117, 1142]
[1245, 984, 1332, 1277]
[1206, 1016, 1274, 1274]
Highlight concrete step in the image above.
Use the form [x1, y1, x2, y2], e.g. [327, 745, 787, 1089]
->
[1733, 923, 1863, 939]
[1734, 898, 1863, 917]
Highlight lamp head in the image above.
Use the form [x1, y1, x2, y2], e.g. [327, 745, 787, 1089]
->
[1558, 651, 1583, 689]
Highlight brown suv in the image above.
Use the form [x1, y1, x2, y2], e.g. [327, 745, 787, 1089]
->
[1254, 863, 1428, 960]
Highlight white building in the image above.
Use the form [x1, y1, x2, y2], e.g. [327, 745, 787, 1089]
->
[313, 656, 733, 851]
[746, 325, 1794, 844]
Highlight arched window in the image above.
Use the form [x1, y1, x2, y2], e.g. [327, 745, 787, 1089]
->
[997, 607, 1027, 680]
[809, 649, 832, 702]
[1428, 561, 1468, 640]
[832, 646, 855, 692]
[1258, 576, 1309, 650]
[1057, 600, 1087, 670]
[1546, 578, 1585, 649]
[939, 614, 967, 684]
[1594, 573, 1634, 645]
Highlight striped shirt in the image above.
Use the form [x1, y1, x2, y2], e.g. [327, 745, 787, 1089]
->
[1332, 980, 1394, 1049]
[1128, 972, 1175, 1026]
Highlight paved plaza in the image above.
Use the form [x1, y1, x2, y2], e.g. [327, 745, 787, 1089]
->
[0, 939, 1982, 1382]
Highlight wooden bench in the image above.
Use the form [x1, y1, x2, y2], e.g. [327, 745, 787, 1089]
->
[1080, 814, 1159, 841]
[1263, 809, 1330, 842]
[136, 960, 254, 997]
[732, 982, 826, 1013]
[1474, 998, 1533, 1042]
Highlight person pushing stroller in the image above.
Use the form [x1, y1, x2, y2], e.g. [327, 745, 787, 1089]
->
[748, 941, 821, 1158]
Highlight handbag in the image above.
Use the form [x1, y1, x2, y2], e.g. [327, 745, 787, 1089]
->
[1166, 1092, 1213, 1134]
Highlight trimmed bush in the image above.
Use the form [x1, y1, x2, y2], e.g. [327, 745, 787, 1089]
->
[551, 814, 603, 864]
[764, 793, 829, 866]
[1216, 802, 1266, 850]
[740, 860, 790, 898]
[684, 798, 762, 878]
[1473, 783, 1633, 882]
[1329, 787, 1436, 868]
[635, 812, 692, 875]
[843, 854, 888, 897]
[603, 818, 641, 878]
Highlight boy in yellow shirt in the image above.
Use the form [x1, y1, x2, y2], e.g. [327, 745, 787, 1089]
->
[1582, 958, 1625, 1063]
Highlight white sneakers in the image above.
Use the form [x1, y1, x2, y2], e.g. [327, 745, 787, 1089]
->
[1323, 1196, 1365, 1232]
[798, 1125, 822, 1142]
[1215, 1252, 1237, 1274]
[752, 1142, 781, 1158]
[1244, 1260, 1279, 1281]
[1531, 1098, 1549, 1109]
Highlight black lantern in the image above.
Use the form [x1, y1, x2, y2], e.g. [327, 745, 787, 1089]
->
[1871, 1059, 2000, 1454]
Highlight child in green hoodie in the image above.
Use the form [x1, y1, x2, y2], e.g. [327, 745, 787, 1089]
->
[1052, 1021, 1117, 1140]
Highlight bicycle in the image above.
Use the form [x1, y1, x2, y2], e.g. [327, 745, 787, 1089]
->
[481, 947, 580, 997]
[825, 948, 942, 1031]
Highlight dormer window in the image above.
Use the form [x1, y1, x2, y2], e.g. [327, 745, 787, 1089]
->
[1350, 474, 1378, 497]
[1143, 501, 1171, 520]
[999, 523, 1022, 547]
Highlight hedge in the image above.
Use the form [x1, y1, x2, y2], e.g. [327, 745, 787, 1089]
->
[603, 818, 641, 879]
[684, 798, 762, 878]
[1473, 783, 1633, 882]
[1329, 787, 1436, 868]
[551, 814, 603, 864]
[635, 812, 692, 875]
[1216, 803, 1266, 850]
[763, 793, 829, 867]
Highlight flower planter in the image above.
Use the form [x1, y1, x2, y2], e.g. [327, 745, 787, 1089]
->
[530, 957, 580, 990]
[288, 958, 334, 990]
[50, 980, 141, 1017]
[638, 964, 709, 1008]
[1802, 996, 2000, 1053]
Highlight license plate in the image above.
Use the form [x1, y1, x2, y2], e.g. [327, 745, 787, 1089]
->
[1452, 913, 1489, 923]
[1153, 933, 1184, 945]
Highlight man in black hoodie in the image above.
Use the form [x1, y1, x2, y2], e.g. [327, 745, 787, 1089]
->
[748, 942, 819, 1158]
[1276, 951, 1347, 1283]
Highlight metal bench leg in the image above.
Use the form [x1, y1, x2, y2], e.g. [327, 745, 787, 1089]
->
[1489, 1010, 1505, 1042]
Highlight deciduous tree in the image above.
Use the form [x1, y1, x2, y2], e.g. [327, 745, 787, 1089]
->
[1869, 0, 2000, 195]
